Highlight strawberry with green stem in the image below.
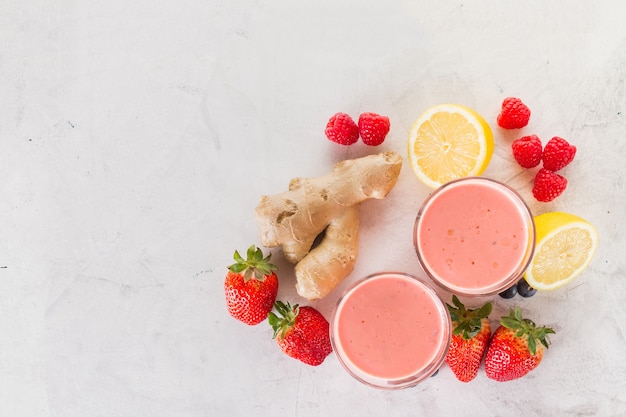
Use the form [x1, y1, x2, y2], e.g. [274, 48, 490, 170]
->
[445, 295, 493, 382]
[224, 245, 279, 326]
[485, 306, 555, 381]
[268, 301, 332, 366]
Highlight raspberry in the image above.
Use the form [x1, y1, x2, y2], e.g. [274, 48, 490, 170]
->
[542, 136, 576, 171]
[325, 112, 359, 146]
[358, 112, 390, 146]
[497, 97, 531, 129]
[512, 135, 542, 168]
[532, 168, 567, 202]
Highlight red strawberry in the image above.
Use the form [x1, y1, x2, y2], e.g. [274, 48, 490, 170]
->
[268, 301, 332, 366]
[512, 135, 542, 168]
[325, 112, 359, 145]
[357, 112, 390, 146]
[484, 307, 555, 382]
[497, 97, 531, 129]
[532, 168, 567, 202]
[445, 295, 493, 382]
[542, 136, 576, 171]
[224, 245, 279, 326]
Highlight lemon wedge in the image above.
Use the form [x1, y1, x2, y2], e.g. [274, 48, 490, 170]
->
[407, 104, 494, 188]
[524, 212, 599, 291]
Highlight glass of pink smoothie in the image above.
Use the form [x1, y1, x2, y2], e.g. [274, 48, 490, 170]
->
[414, 177, 535, 297]
[330, 272, 451, 389]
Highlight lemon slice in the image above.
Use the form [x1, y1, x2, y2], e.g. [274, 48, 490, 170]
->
[524, 212, 599, 291]
[407, 104, 494, 188]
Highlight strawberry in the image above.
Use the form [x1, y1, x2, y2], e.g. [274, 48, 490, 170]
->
[511, 135, 542, 168]
[357, 112, 390, 146]
[325, 112, 359, 145]
[532, 168, 568, 202]
[484, 307, 555, 382]
[497, 97, 531, 129]
[268, 301, 332, 366]
[224, 245, 279, 326]
[444, 295, 493, 382]
[542, 136, 576, 171]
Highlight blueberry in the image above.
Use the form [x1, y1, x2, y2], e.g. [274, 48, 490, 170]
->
[499, 284, 518, 299]
[517, 278, 537, 298]
[430, 369, 439, 377]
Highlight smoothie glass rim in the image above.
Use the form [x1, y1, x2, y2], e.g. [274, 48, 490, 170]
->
[329, 271, 451, 390]
[413, 176, 536, 297]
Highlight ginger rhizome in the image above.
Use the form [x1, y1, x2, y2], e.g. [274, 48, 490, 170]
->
[255, 151, 402, 300]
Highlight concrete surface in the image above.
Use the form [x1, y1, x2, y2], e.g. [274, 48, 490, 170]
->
[2, 1, 625, 416]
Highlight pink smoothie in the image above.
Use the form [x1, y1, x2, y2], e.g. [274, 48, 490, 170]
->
[414, 177, 534, 295]
[331, 273, 449, 388]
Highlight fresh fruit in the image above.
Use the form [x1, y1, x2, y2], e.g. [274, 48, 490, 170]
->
[445, 295, 493, 383]
[542, 136, 577, 171]
[407, 104, 494, 188]
[498, 284, 518, 299]
[325, 112, 359, 145]
[497, 97, 531, 129]
[516, 278, 537, 298]
[224, 245, 279, 325]
[524, 212, 599, 291]
[499, 279, 537, 298]
[358, 112, 390, 146]
[532, 168, 568, 202]
[512, 135, 542, 168]
[485, 307, 555, 382]
[268, 301, 333, 366]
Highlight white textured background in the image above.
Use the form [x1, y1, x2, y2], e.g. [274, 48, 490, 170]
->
[1, 1, 625, 416]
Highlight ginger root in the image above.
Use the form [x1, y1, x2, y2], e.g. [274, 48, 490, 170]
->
[255, 151, 402, 300]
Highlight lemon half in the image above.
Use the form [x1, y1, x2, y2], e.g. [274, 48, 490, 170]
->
[407, 104, 494, 188]
[524, 212, 599, 291]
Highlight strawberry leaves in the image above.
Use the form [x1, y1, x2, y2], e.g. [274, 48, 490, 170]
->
[228, 245, 278, 282]
[447, 295, 493, 339]
[500, 307, 555, 355]
[268, 300, 299, 340]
